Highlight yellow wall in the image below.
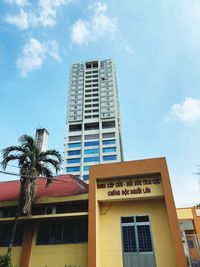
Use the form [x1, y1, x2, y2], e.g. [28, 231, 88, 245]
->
[97, 176, 164, 201]
[0, 247, 22, 266]
[99, 198, 177, 267]
[29, 226, 87, 267]
[177, 208, 193, 220]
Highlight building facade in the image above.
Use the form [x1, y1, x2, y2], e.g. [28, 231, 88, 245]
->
[64, 59, 123, 180]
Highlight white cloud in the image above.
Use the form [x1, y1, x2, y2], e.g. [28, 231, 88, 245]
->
[47, 40, 62, 62]
[16, 38, 62, 77]
[71, 20, 90, 45]
[166, 97, 200, 123]
[71, 2, 118, 45]
[91, 2, 107, 14]
[125, 45, 134, 54]
[4, 0, 29, 6]
[5, 8, 29, 30]
[37, 0, 71, 27]
[4, 0, 72, 29]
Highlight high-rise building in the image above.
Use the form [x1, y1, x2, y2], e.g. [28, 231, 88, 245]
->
[64, 59, 123, 181]
[35, 128, 49, 152]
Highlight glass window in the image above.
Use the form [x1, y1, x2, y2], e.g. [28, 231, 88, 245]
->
[102, 132, 115, 139]
[66, 166, 80, 172]
[122, 226, 137, 252]
[137, 225, 153, 252]
[36, 217, 88, 245]
[84, 134, 99, 140]
[68, 143, 81, 148]
[84, 157, 100, 162]
[103, 155, 117, 161]
[102, 139, 116, 145]
[83, 175, 89, 181]
[84, 141, 99, 146]
[67, 150, 81, 156]
[84, 149, 99, 154]
[0, 224, 24, 247]
[68, 135, 81, 141]
[67, 158, 81, 164]
[103, 147, 116, 153]
[83, 166, 89, 171]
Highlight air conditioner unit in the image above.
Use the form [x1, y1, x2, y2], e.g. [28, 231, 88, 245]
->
[45, 206, 57, 215]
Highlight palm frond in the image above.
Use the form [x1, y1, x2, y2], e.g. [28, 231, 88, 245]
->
[1, 146, 24, 159]
[40, 150, 62, 164]
[41, 158, 61, 173]
[1, 154, 21, 170]
[19, 135, 34, 147]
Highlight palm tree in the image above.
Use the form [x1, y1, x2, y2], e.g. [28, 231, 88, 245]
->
[1, 134, 62, 256]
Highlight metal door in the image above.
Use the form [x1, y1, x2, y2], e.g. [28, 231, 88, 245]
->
[121, 215, 157, 267]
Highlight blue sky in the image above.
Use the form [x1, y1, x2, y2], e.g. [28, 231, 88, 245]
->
[0, 0, 200, 207]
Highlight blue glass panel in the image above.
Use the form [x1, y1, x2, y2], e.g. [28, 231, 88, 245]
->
[84, 157, 100, 163]
[103, 155, 117, 161]
[103, 147, 116, 153]
[83, 175, 89, 181]
[84, 148, 99, 154]
[102, 139, 116, 145]
[66, 166, 80, 172]
[84, 166, 89, 171]
[68, 150, 81, 156]
[68, 143, 81, 148]
[84, 141, 99, 146]
[67, 158, 81, 164]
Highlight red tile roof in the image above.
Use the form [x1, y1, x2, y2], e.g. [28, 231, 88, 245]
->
[0, 175, 88, 202]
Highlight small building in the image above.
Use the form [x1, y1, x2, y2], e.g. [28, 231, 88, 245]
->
[177, 207, 200, 265]
[0, 158, 187, 267]
[0, 175, 88, 267]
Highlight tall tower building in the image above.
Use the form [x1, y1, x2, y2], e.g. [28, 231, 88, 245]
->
[64, 59, 123, 181]
[35, 128, 49, 152]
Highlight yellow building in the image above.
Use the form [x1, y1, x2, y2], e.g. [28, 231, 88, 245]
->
[0, 158, 188, 267]
[177, 207, 200, 265]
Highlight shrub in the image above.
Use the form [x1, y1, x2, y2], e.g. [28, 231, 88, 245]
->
[0, 254, 12, 267]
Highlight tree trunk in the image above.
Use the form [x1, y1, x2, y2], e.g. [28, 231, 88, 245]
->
[7, 171, 38, 256]
[7, 206, 21, 257]
[7, 175, 25, 257]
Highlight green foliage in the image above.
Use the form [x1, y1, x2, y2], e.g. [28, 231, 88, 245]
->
[0, 254, 12, 267]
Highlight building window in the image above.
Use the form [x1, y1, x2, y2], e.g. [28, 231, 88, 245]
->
[0, 224, 24, 247]
[84, 157, 100, 162]
[83, 175, 89, 181]
[68, 143, 81, 148]
[83, 166, 89, 171]
[103, 155, 117, 161]
[66, 166, 80, 172]
[84, 149, 99, 154]
[84, 141, 99, 146]
[103, 139, 116, 145]
[84, 134, 99, 140]
[36, 217, 88, 245]
[68, 135, 81, 141]
[102, 132, 115, 139]
[103, 147, 116, 153]
[67, 150, 81, 156]
[67, 158, 81, 164]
